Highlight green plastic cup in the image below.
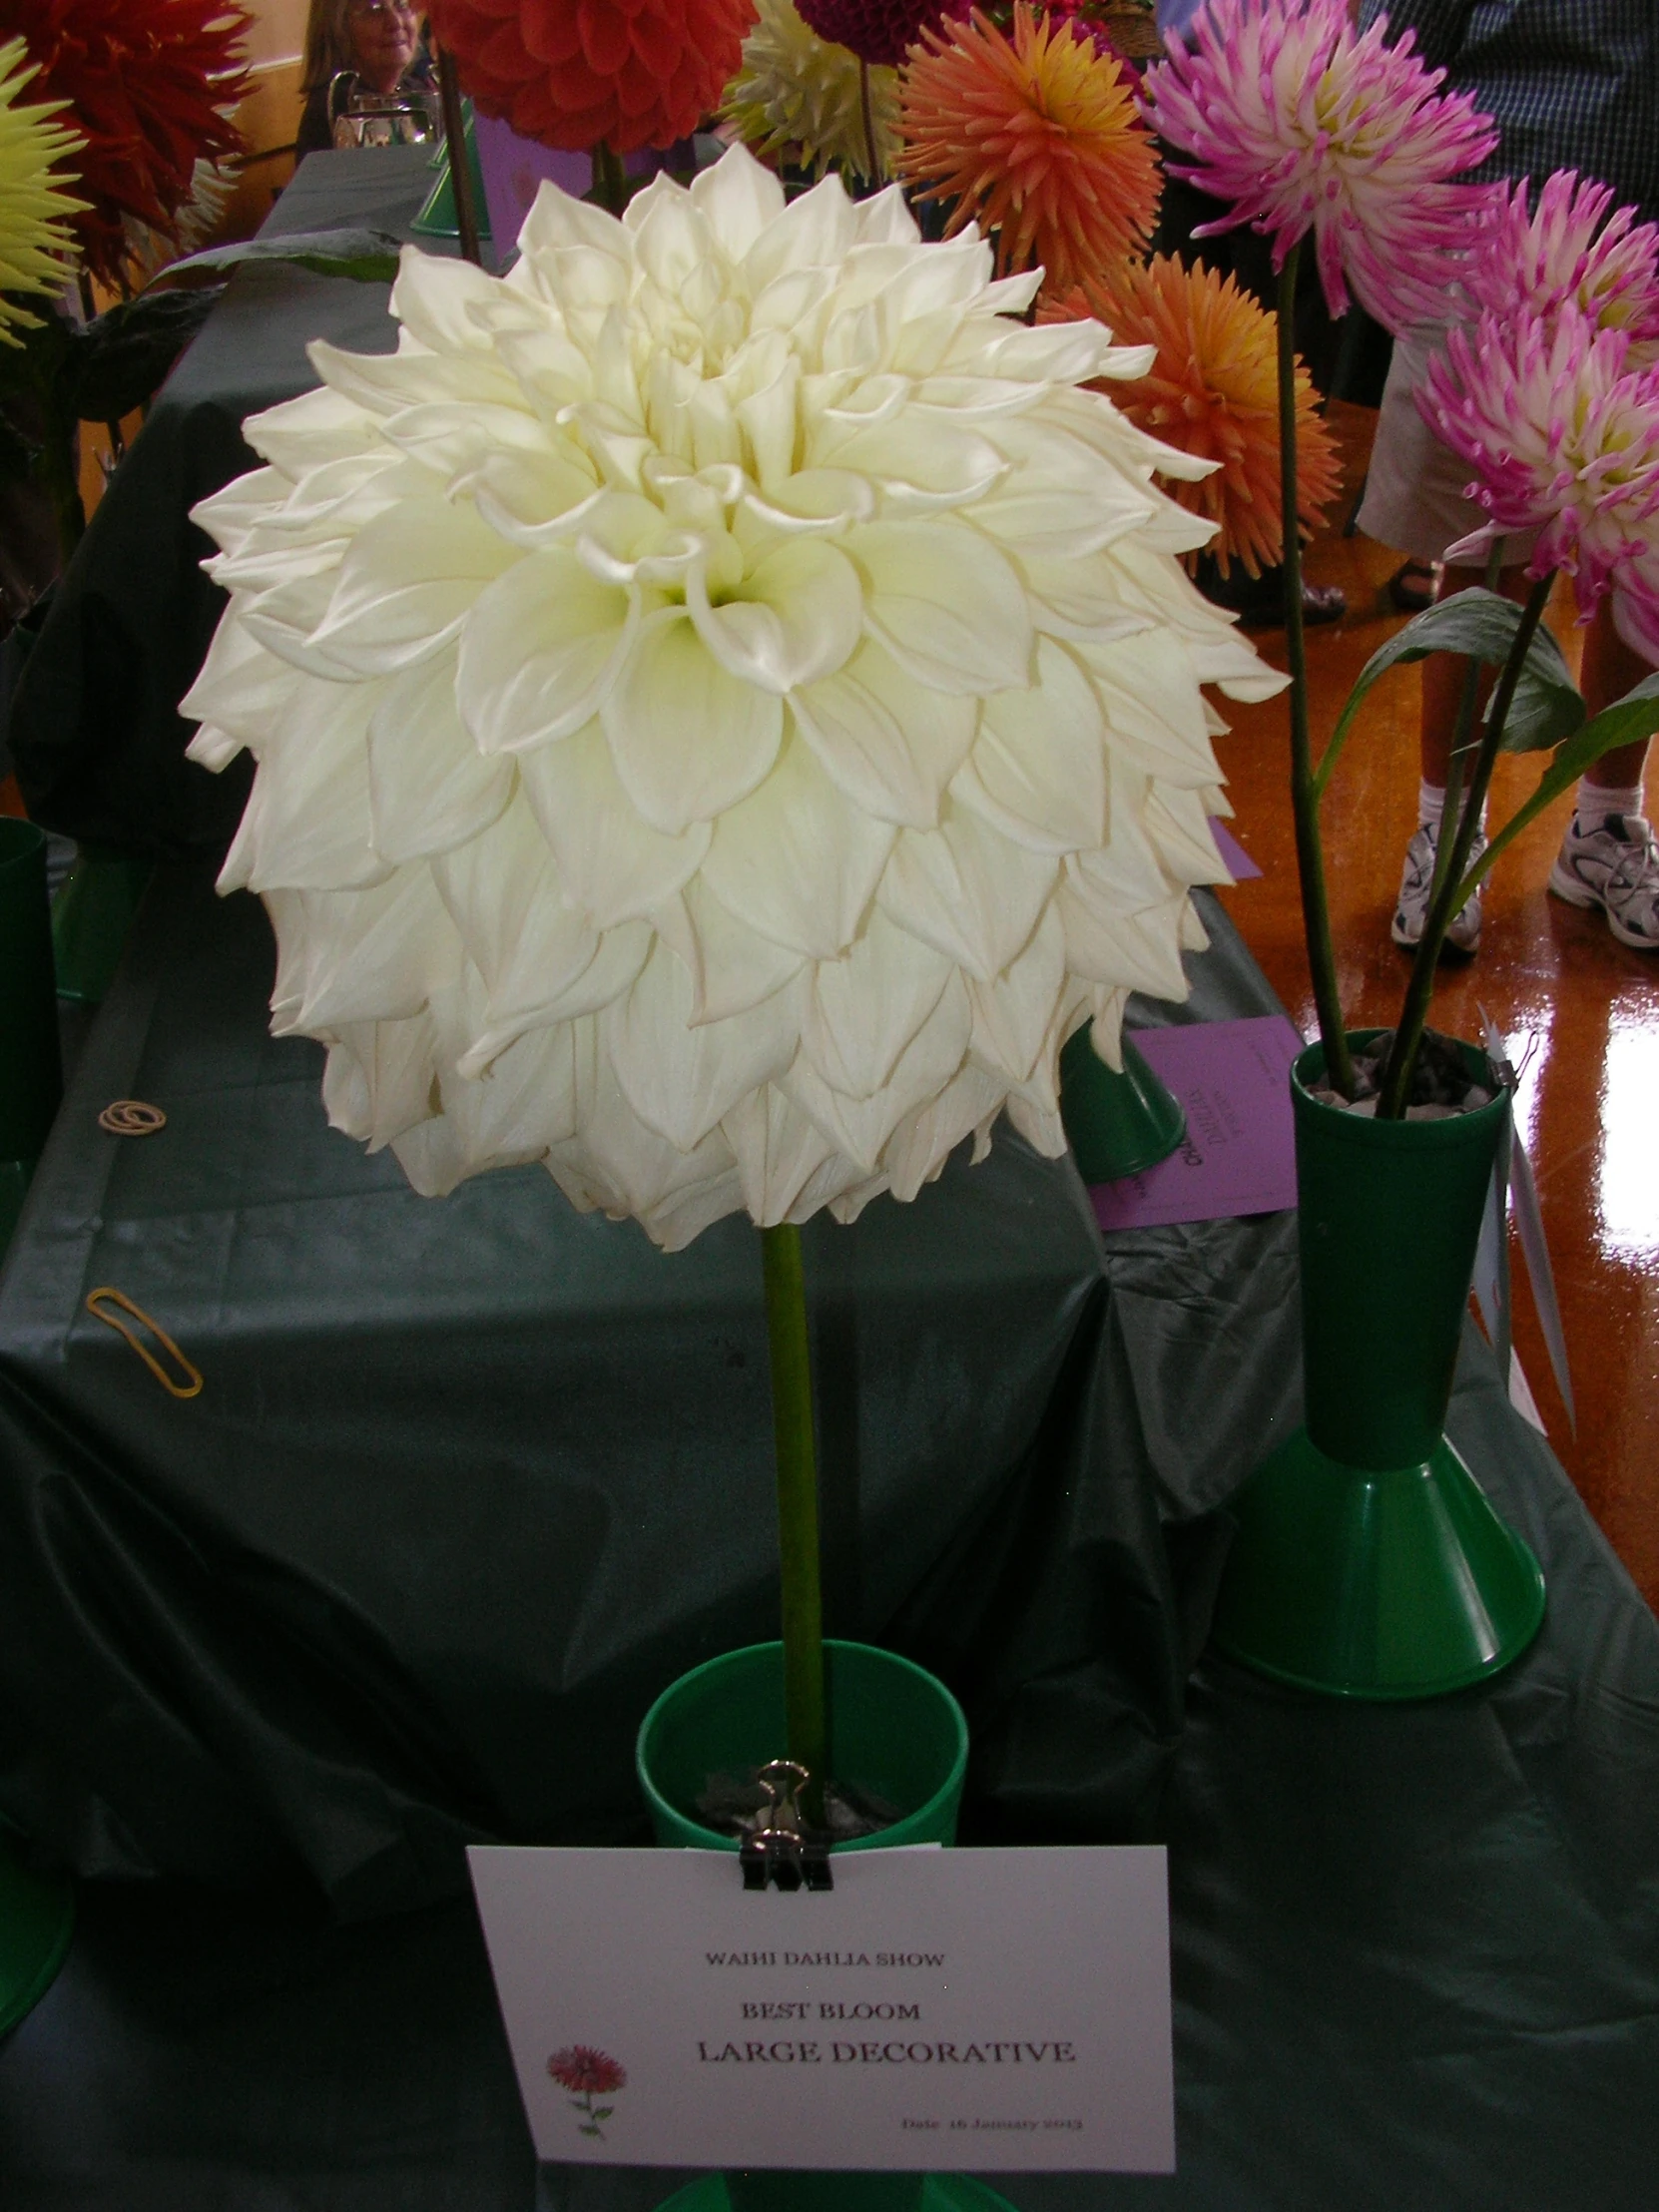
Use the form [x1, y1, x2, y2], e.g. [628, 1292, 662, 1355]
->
[636, 1640, 968, 1854]
[637, 1641, 980, 2212]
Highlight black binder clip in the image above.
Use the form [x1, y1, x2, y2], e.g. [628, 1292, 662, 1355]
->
[739, 1759, 832, 1893]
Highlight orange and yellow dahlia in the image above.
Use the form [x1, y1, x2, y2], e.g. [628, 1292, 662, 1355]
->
[1044, 256, 1342, 577]
[898, 5, 1160, 288]
[428, 0, 755, 155]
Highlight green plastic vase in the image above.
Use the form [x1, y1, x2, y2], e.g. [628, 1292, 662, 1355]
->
[1212, 1033, 1545, 1699]
[0, 1834, 73, 2036]
[0, 819, 63, 1256]
[50, 845, 152, 1006]
[638, 1641, 1013, 2212]
[1059, 1027, 1185, 1184]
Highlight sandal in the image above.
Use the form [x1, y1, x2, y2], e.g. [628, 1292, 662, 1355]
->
[1387, 559, 1437, 615]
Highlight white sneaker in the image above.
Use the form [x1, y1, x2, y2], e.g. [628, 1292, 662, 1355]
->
[1391, 820, 1484, 955]
[1548, 814, 1659, 948]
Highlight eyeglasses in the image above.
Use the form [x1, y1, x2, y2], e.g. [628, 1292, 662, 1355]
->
[348, 2, 417, 19]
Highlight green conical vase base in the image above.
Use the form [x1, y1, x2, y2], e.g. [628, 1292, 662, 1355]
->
[1212, 1427, 1545, 1699]
[1059, 1030, 1185, 1184]
[410, 110, 492, 246]
[0, 1839, 73, 2034]
[659, 2173, 1019, 2212]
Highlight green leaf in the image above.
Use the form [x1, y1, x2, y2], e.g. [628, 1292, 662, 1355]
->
[1314, 587, 1584, 798]
[64, 287, 225, 424]
[152, 229, 406, 287]
[1461, 671, 1659, 896]
[592, 2107, 614, 2120]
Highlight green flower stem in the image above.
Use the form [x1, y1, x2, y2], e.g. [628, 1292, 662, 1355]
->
[859, 60, 880, 187]
[1277, 248, 1355, 1097]
[434, 49, 484, 267]
[593, 141, 629, 217]
[1378, 568, 1555, 1118]
[760, 1221, 827, 1826]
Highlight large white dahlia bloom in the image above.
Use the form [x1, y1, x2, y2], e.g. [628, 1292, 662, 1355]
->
[184, 147, 1281, 1251]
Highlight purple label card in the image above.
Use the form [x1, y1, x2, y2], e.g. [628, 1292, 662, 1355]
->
[1090, 1015, 1304, 1232]
[1207, 817, 1263, 880]
[472, 114, 696, 260]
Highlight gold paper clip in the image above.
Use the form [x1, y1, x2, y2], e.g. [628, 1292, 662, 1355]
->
[85, 1288, 204, 1400]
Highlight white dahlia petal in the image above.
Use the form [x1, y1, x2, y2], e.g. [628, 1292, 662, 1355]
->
[722, 1085, 841, 1228]
[609, 939, 801, 1153]
[656, 879, 808, 1027]
[967, 906, 1067, 1085]
[217, 677, 386, 894]
[801, 908, 956, 1101]
[781, 970, 972, 1176]
[702, 729, 894, 960]
[603, 608, 785, 831]
[266, 868, 459, 1035]
[307, 499, 519, 675]
[792, 638, 977, 830]
[367, 658, 513, 864]
[322, 1013, 440, 1151]
[458, 549, 635, 753]
[952, 639, 1108, 855]
[518, 723, 710, 929]
[853, 520, 1032, 695]
[877, 802, 1057, 981]
[184, 145, 1280, 1249]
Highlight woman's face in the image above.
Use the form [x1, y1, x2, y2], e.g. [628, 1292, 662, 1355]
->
[346, 0, 419, 91]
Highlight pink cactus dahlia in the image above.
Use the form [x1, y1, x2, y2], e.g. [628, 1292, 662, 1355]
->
[1420, 306, 1659, 644]
[1142, 0, 1498, 336]
[1460, 170, 1659, 347]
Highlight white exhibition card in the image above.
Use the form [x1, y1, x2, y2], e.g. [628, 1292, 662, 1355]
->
[468, 1845, 1174, 2174]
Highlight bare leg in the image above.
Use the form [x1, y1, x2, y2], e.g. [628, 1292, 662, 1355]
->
[1578, 602, 1651, 789]
[1418, 564, 1532, 788]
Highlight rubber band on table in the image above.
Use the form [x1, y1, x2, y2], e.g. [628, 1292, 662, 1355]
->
[84, 1288, 204, 1399]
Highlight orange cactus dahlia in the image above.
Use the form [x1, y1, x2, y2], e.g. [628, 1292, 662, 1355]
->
[0, 0, 250, 289]
[898, 5, 1160, 288]
[1043, 257, 1342, 578]
[427, 0, 755, 155]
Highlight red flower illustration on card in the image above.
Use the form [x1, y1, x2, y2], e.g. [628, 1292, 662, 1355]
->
[548, 2045, 627, 2137]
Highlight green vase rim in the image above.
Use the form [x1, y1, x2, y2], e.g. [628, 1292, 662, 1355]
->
[0, 818, 48, 873]
[636, 1638, 969, 1856]
[1292, 1030, 1510, 1149]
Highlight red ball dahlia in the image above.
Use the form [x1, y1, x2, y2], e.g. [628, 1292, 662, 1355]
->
[0, 0, 251, 289]
[794, 0, 963, 69]
[428, 0, 755, 155]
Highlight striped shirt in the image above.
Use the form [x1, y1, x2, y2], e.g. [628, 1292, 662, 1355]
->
[1359, 1, 1659, 218]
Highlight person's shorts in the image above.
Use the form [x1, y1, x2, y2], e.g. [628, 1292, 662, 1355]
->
[1357, 327, 1540, 569]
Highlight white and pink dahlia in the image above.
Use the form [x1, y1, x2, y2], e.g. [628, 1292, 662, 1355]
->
[1142, 0, 1497, 335]
[182, 148, 1280, 1251]
[1460, 169, 1659, 350]
[1420, 306, 1659, 646]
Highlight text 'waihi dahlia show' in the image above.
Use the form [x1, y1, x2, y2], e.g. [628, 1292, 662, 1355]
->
[184, 148, 1281, 1250]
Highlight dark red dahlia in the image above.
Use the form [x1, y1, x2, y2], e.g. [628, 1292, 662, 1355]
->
[1, 0, 251, 288]
[428, 0, 754, 155]
[795, 0, 967, 69]
[547, 2044, 627, 2096]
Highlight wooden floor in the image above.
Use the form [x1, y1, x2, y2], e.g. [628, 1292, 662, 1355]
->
[1212, 403, 1659, 1617]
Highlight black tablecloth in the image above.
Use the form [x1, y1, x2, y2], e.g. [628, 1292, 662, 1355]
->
[7, 146, 437, 860]
[2, 866, 1656, 2208]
